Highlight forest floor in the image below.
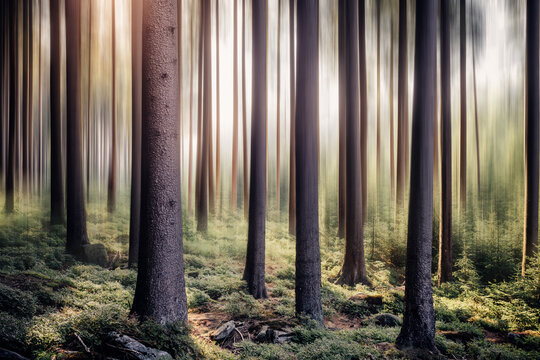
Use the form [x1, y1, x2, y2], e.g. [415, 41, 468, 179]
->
[0, 204, 540, 359]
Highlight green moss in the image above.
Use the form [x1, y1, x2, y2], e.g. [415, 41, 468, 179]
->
[0, 283, 37, 317]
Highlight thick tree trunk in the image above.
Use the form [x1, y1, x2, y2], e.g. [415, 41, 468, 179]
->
[358, 0, 367, 224]
[337, 0, 345, 239]
[129, 0, 142, 267]
[523, 0, 539, 276]
[5, 0, 17, 213]
[396, 0, 408, 215]
[338, 0, 368, 287]
[231, 0, 239, 210]
[108, 0, 117, 213]
[276, 0, 281, 216]
[295, 0, 322, 325]
[395, 0, 437, 351]
[65, 0, 90, 257]
[288, 0, 296, 235]
[50, 0, 65, 225]
[242, 0, 249, 221]
[243, 0, 268, 299]
[460, 0, 467, 211]
[131, 0, 187, 325]
[438, 0, 452, 285]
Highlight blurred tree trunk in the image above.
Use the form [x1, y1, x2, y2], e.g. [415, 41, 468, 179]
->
[108, 0, 117, 213]
[460, 0, 467, 211]
[0, 1, 4, 181]
[395, 0, 436, 351]
[50, 0, 65, 225]
[338, 0, 368, 287]
[188, 9, 194, 216]
[22, 0, 28, 192]
[129, 0, 142, 267]
[276, 0, 281, 216]
[389, 9, 395, 204]
[65, 0, 90, 257]
[523, 0, 539, 276]
[216, 0, 221, 216]
[242, 0, 249, 221]
[231, 0, 239, 210]
[472, 31, 480, 195]
[131, 0, 187, 324]
[195, 0, 204, 227]
[396, 0, 408, 216]
[439, 0, 452, 285]
[358, 0, 367, 224]
[5, 0, 17, 213]
[376, 0, 380, 189]
[288, 0, 296, 235]
[243, 0, 268, 299]
[337, 0, 345, 239]
[87, 0, 92, 203]
[295, 0, 322, 325]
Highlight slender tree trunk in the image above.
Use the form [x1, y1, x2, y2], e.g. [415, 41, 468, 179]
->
[438, 0, 452, 285]
[65, 0, 90, 257]
[295, 0, 322, 325]
[338, 0, 368, 286]
[396, 0, 407, 215]
[195, 0, 203, 218]
[216, 0, 221, 216]
[108, 0, 117, 213]
[38, 0, 42, 196]
[395, 0, 437, 351]
[288, 0, 296, 234]
[22, 0, 28, 192]
[276, 0, 281, 216]
[243, 0, 268, 299]
[472, 31, 480, 195]
[129, 0, 142, 267]
[376, 0, 380, 189]
[0, 2, 4, 182]
[459, 0, 467, 211]
[337, 0, 345, 239]
[131, 0, 187, 324]
[188, 9, 194, 216]
[242, 0, 249, 221]
[87, 0, 92, 203]
[50, 0, 65, 225]
[207, 0, 214, 216]
[523, 0, 539, 276]
[390, 10, 395, 204]
[5, 0, 17, 213]
[231, 0, 239, 210]
[358, 0, 367, 224]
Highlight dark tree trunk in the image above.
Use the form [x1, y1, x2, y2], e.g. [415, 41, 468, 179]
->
[50, 0, 65, 225]
[459, 0, 467, 211]
[523, 0, 539, 276]
[195, 0, 203, 219]
[288, 0, 296, 235]
[242, 0, 249, 221]
[22, 0, 28, 191]
[438, 0, 452, 285]
[396, 0, 437, 351]
[243, 0, 268, 300]
[295, 0, 322, 325]
[231, 0, 239, 210]
[129, 0, 142, 267]
[358, 0, 367, 224]
[276, 0, 281, 216]
[65, 0, 90, 257]
[4, 0, 17, 213]
[337, 0, 345, 239]
[338, 0, 368, 287]
[108, 0, 117, 213]
[131, 0, 187, 325]
[396, 0, 408, 214]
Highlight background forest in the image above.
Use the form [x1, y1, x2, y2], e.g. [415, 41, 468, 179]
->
[0, 0, 539, 359]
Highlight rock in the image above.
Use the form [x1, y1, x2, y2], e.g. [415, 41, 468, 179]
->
[83, 243, 109, 267]
[274, 331, 293, 344]
[211, 320, 236, 342]
[0, 348, 30, 360]
[373, 313, 402, 327]
[104, 332, 172, 360]
[255, 325, 269, 343]
[349, 294, 383, 306]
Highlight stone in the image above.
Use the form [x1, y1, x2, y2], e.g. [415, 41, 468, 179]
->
[373, 313, 402, 327]
[83, 243, 109, 267]
[211, 320, 236, 342]
[104, 332, 173, 360]
[255, 325, 269, 343]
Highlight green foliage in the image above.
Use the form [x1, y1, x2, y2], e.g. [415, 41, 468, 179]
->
[0, 283, 37, 317]
[222, 292, 265, 319]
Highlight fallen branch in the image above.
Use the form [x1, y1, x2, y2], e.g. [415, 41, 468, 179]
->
[74, 332, 90, 353]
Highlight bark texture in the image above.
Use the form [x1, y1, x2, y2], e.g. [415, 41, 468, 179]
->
[460, 0, 467, 211]
[359, 0, 367, 224]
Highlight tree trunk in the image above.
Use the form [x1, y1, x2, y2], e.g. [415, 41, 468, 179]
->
[188, 8, 194, 216]
[358, 0, 367, 224]
[65, 0, 90, 257]
[438, 0, 452, 285]
[231, 0, 239, 210]
[216, 0, 221, 216]
[395, 0, 437, 351]
[243, 0, 268, 299]
[338, 0, 368, 287]
[396, 0, 407, 215]
[5, 0, 17, 213]
[389, 9, 395, 204]
[523, 0, 539, 276]
[129, 0, 142, 267]
[295, 0, 322, 325]
[195, 0, 204, 227]
[50, 0, 65, 225]
[288, 0, 296, 235]
[131, 0, 187, 325]
[472, 30, 480, 195]
[376, 0, 380, 189]
[337, 0, 345, 239]
[87, 0, 92, 203]
[276, 0, 281, 216]
[22, 0, 28, 192]
[459, 0, 467, 211]
[108, 0, 117, 213]
[242, 0, 249, 221]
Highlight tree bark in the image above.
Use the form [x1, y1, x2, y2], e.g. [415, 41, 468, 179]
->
[87, 0, 92, 203]
[242, 0, 249, 221]
[358, 0, 367, 224]
[108, 0, 117, 213]
[188, 8, 194, 216]
[50, 0, 65, 225]
[389, 9, 395, 204]
[131, 0, 187, 325]
[288, 0, 296, 235]
[243, 0, 268, 299]
[523, 0, 539, 276]
[216, 0, 221, 216]
[438, 0, 452, 285]
[65, 0, 90, 257]
[129, 0, 142, 267]
[376, 0, 380, 189]
[276, 0, 281, 216]
[472, 29, 480, 195]
[396, 0, 408, 215]
[338, 0, 368, 287]
[460, 0, 467, 211]
[337, 0, 345, 239]
[395, 0, 437, 351]
[195, 0, 205, 228]
[231, 0, 239, 210]
[295, 0, 322, 325]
